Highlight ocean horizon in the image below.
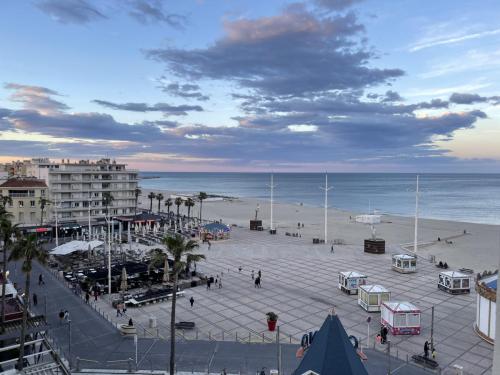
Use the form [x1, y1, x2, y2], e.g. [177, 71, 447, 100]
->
[139, 172, 500, 225]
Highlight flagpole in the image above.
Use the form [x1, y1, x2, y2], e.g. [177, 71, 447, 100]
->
[319, 173, 333, 243]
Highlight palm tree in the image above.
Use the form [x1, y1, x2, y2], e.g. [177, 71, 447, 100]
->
[164, 198, 172, 217]
[147, 192, 156, 213]
[38, 197, 50, 225]
[184, 198, 195, 224]
[156, 193, 164, 213]
[161, 234, 204, 375]
[102, 192, 114, 217]
[9, 234, 48, 370]
[134, 188, 142, 218]
[174, 197, 183, 224]
[0, 209, 16, 332]
[0, 194, 12, 209]
[198, 192, 208, 224]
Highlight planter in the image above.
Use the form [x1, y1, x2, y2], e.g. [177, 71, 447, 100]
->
[267, 320, 277, 331]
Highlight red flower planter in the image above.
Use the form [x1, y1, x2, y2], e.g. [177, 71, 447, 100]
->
[267, 320, 277, 331]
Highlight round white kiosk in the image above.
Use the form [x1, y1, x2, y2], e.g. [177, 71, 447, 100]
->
[475, 273, 497, 344]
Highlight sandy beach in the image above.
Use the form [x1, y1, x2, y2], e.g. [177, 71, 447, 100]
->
[138, 188, 500, 273]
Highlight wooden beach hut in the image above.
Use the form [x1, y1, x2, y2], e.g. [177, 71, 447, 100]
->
[392, 254, 417, 273]
[475, 273, 497, 343]
[358, 284, 391, 312]
[438, 271, 471, 294]
[381, 301, 421, 335]
[338, 271, 367, 295]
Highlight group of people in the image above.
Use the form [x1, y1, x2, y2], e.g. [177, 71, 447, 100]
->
[424, 340, 437, 360]
[206, 274, 222, 289]
[58, 309, 70, 323]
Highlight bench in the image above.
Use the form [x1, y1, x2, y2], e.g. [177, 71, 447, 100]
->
[411, 354, 439, 369]
[175, 321, 195, 329]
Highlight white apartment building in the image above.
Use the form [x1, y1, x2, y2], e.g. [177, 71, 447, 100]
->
[26, 158, 139, 223]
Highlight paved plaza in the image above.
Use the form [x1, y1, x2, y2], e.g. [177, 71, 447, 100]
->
[95, 227, 493, 375]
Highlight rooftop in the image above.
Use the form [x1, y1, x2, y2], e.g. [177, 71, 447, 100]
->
[0, 177, 47, 188]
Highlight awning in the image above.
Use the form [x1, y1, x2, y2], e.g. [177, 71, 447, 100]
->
[50, 240, 104, 255]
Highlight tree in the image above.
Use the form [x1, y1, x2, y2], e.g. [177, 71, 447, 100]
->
[161, 234, 204, 375]
[134, 188, 142, 218]
[184, 198, 195, 224]
[174, 197, 183, 225]
[102, 192, 114, 217]
[198, 192, 208, 224]
[9, 234, 48, 370]
[164, 198, 172, 217]
[0, 194, 12, 209]
[0, 209, 16, 332]
[147, 192, 156, 213]
[38, 197, 50, 226]
[156, 193, 164, 213]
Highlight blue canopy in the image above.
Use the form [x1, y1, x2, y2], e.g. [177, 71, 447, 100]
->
[293, 314, 369, 375]
[203, 223, 230, 233]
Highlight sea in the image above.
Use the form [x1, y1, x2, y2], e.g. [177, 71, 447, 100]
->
[139, 173, 500, 225]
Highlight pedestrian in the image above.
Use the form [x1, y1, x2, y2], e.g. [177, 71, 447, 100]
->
[190, 296, 194, 307]
[38, 274, 44, 286]
[258, 270, 261, 278]
[58, 310, 64, 324]
[238, 266, 242, 273]
[116, 306, 123, 317]
[85, 292, 90, 304]
[206, 279, 211, 290]
[128, 318, 133, 326]
[260, 367, 266, 375]
[330, 245, 334, 253]
[254, 277, 259, 288]
[218, 279, 222, 288]
[424, 340, 429, 358]
[33, 293, 38, 306]
[64, 310, 69, 322]
[431, 347, 437, 360]
[215, 277, 218, 285]
[381, 325, 388, 344]
[208, 241, 211, 250]
[251, 270, 254, 280]
[221, 369, 227, 375]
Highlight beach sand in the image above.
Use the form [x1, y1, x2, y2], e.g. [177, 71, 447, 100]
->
[138, 188, 500, 273]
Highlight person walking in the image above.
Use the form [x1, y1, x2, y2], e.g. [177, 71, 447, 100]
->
[116, 306, 123, 317]
[258, 270, 261, 278]
[85, 292, 90, 304]
[38, 274, 44, 286]
[64, 310, 70, 322]
[424, 341, 429, 358]
[218, 279, 222, 288]
[32, 293, 38, 306]
[58, 310, 64, 324]
[206, 279, 211, 290]
[190, 296, 194, 307]
[254, 277, 259, 288]
[238, 266, 242, 273]
[251, 270, 254, 280]
[330, 245, 334, 253]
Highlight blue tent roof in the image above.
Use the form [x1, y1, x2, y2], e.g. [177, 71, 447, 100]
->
[486, 279, 497, 290]
[203, 222, 230, 232]
[293, 314, 369, 375]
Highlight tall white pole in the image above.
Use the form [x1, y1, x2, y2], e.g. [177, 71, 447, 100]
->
[414, 175, 419, 252]
[268, 174, 277, 231]
[108, 212, 112, 295]
[55, 198, 59, 246]
[88, 193, 91, 241]
[320, 173, 333, 243]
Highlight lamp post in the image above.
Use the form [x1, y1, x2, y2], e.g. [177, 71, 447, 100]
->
[319, 173, 333, 243]
[267, 174, 277, 232]
[68, 319, 72, 368]
[54, 198, 59, 246]
[414, 175, 419, 252]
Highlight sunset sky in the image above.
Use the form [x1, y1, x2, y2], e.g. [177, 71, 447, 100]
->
[1, 0, 500, 172]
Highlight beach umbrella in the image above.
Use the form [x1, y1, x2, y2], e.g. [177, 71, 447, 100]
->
[120, 267, 128, 292]
[163, 257, 170, 283]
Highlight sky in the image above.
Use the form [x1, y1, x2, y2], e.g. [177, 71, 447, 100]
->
[1, 0, 500, 172]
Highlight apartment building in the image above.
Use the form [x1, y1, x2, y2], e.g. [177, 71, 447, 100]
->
[45, 159, 139, 222]
[0, 178, 50, 225]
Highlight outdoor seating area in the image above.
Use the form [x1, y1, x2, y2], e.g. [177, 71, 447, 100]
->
[438, 271, 472, 294]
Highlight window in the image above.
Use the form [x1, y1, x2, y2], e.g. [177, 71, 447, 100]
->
[394, 314, 406, 328]
[18, 201, 24, 207]
[30, 200, 35, 207]
[30, 212, 36, 222]
[369, 294, 378, 305]
[462, 278, 469, 288]
[381, 293, 390, 302]
[18, 212, 24, 222]
[453, 279, 461, 289]
[41, 189, 46, 196]
[407, 313, 420, 327]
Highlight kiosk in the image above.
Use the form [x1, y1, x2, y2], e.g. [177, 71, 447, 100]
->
[381, 301, 421, 335]
[475, 273, 496, 343]
[358, 284, 391, 312]
[338, 271, 367, 295]
[438, 271, 471, 294]
[392, 254, 417, 273]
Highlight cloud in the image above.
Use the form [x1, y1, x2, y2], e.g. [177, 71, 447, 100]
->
[127, 0, 186, 28]
[159, 81, 210, 101]
[92, 99, 203, 115]
[146, 5, 404, 97]
[410, 27, 500, 52]
[449, 93, 489, 105]
[4, 83, 70, 114]
[36, 0, 107, 24]
[314, 0, 363, 11]
[35, 0, 185, 27]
